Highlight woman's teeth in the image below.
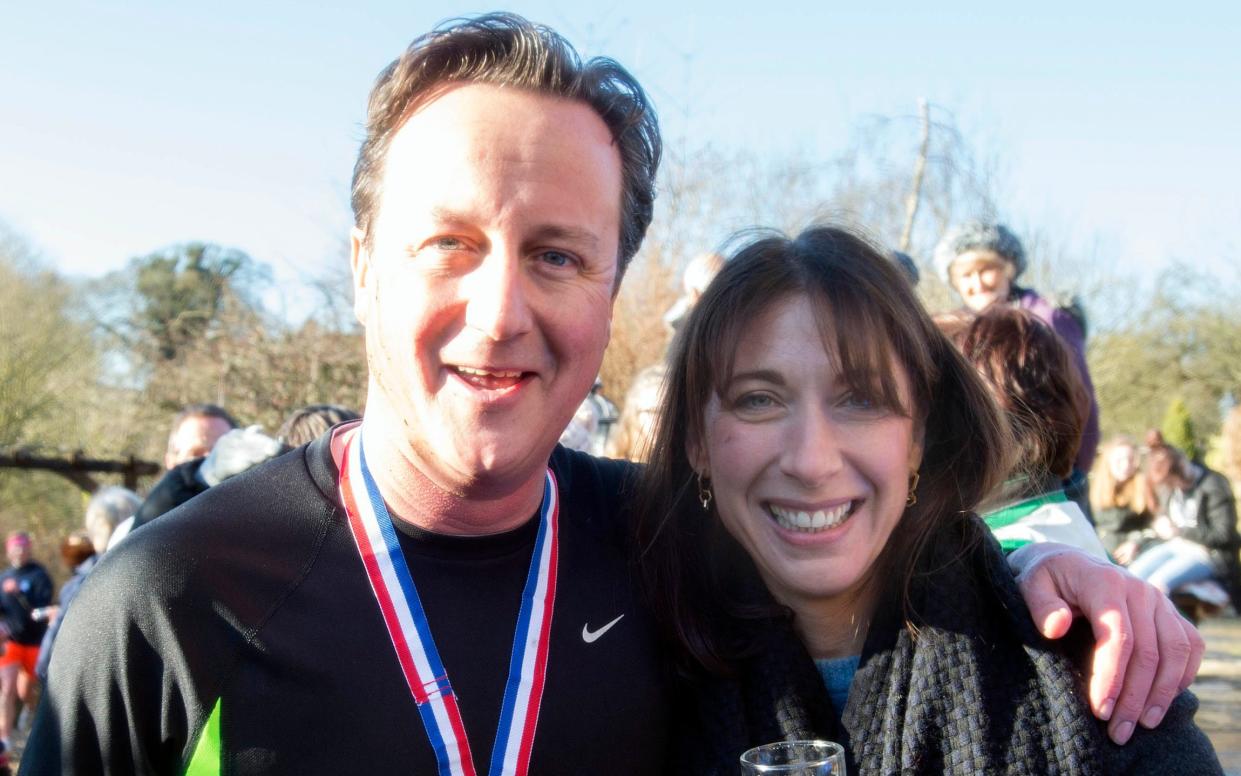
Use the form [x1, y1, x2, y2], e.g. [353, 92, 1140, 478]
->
[769, 502, 853, 533]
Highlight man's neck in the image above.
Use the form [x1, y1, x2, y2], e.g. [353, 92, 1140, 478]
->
[333, 421, 547, 537]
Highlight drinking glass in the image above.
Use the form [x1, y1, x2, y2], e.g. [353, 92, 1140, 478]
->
[739, 739, 846, 775]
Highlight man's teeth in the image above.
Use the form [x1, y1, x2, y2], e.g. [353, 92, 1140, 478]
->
[455, 366, 522, 378]
[770, 502, 852, 533]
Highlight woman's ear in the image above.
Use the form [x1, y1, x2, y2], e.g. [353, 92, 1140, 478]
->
[686, 433, 710, 478]
[909, 418, 926, 474]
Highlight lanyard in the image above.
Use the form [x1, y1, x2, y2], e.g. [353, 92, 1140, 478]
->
[338, 430, 560, 776]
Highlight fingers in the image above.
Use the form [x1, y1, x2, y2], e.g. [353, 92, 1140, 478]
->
[1131, 597, 1201, 732]
[1104, 582, 1160, 744]
[1085, 602, 1131, 725]
[1012, 546, 1076, 639]
[1178, 616, 1206, 694]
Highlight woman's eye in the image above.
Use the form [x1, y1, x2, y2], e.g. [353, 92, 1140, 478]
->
[737, 393, 776, 411]
[841, 391, 876, 411]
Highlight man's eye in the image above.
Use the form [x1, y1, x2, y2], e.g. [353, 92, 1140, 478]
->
[431, 237, 464, 250]
[539, 250, 576, 268]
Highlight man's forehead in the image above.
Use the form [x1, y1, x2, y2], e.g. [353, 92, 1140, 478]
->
[175, 415, 231, 439]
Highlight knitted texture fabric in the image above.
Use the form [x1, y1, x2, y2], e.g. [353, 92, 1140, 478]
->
[674, 526, 1223, 775]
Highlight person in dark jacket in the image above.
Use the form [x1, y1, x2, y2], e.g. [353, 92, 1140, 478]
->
[0, 532, 53, 752]
[1130, 443, 1241, 609]
[34, 487, 142, 683]
[635, 226, 1221, 774]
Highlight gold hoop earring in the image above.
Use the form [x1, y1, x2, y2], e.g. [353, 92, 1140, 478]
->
[697, 473, 713, 510]
[906, 471, 920, 507]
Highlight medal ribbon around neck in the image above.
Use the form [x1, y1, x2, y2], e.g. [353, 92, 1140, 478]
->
[338, 430, 560, 776]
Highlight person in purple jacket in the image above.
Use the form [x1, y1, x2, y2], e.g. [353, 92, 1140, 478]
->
[934, 221, 1100, 475]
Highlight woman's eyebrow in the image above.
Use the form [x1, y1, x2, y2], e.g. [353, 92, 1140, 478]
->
[725, 369, 786, 388]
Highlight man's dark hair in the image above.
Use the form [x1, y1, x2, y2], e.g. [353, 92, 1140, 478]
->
[169, 404, 239, 437]
[350, 12, 661, 285]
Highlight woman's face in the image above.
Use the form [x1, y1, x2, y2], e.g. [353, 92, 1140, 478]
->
[693, 295, 923, 611]
[1107, 444, 1139, 484]
[950, 250, 1012, 312]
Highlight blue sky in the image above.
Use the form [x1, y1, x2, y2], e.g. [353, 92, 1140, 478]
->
[2, 1, 1237, 314]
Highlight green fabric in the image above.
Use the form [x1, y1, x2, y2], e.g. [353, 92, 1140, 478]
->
[185, 698, 221, 776]
[997, 537, 1033, 552]
[983, 490, 1068, 530]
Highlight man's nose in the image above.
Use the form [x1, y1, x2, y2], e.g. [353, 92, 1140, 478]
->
[779, 407, 844, 487]
[462, 250, 534, 341]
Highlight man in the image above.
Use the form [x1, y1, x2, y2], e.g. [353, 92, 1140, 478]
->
[27, 14, 1202, 774]
[163, 404, 238, 470]
[0, 532, 52, 757]
[108, 403, 240, 545]
[116, 406, 280, 542]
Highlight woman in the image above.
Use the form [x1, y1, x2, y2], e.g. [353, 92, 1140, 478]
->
[636, 226, 1220, 774]
[934, 221, 1100, 475]
[1129, 443, 1241, 609]
[960, 307, 1109, 558]
[1090, 435, 1152, 562]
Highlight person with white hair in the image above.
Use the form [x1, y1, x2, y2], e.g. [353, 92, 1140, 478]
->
[934, 220, 1100, 476]
[36, 487, 142, 684]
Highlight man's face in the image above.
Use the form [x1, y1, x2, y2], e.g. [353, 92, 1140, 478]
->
[165, 415, 233, 469]
[6, 538, 30, 568]
[352, 83, 622, 492]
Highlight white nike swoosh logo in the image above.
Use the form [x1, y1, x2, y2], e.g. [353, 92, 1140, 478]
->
[581, 614, 625, 644]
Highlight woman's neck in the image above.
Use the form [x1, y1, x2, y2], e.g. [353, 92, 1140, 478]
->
[785, 587, 878, 660]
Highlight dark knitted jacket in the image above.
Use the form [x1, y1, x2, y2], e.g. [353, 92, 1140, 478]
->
[673, 529, 1222, 775]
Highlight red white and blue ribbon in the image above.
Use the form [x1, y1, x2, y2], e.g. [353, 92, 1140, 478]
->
[338, 430, 559, 776]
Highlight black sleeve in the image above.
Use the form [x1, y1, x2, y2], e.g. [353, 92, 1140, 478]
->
[22, 522, 234, 775]
[1182, 473, 1240, 552]
[30, 566, 54, 609]
[1094, 506, 1149, 554]
[131, 459, 209, 529]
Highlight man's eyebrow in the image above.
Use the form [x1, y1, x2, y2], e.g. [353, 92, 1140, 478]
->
[526, 223, 600, 249]
[428, 207, 472, 225]
[425, 211, 601, 250]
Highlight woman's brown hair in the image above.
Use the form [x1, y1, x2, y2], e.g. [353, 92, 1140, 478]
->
[633, 226, 1013, 674]
[961, 307, 1090, 483]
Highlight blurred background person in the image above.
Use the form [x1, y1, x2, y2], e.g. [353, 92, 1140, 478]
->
[935, 221, 1100, 478]
[1129, 442, 1241, 611]
[606, 364, 667, 464]
[116, 409, 280, 544]
[163, 403, 238, 470]
[275, 404, 360, 449]
[663, 252, 725, 335]
[0, 532, 52, 754]
[961, 307, 1107, 558]
[109, 403, 243, 546]
[1090, 435, 1152, 562]
[559, 379, 621, 455]
[35, 487, 142, 683]
[889, 248, 920, 285]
